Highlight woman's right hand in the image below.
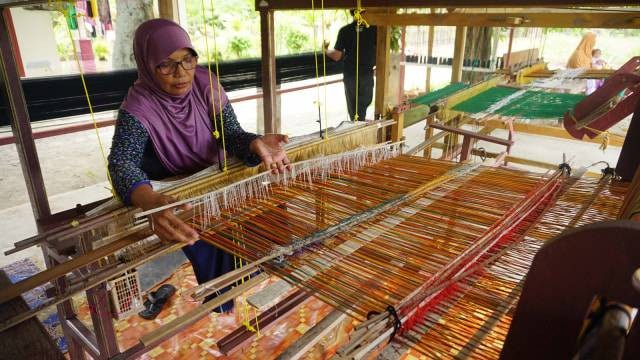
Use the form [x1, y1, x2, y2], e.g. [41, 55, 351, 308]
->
[131, 184, 199, 245]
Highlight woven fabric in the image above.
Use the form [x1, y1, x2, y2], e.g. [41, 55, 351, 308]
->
[410, 83, 469, 106]
[452, 86, 585, 119]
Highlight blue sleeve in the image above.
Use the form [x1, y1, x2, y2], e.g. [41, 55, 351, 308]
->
[217, 103, 262, 167]
[108, 110, 152, 205]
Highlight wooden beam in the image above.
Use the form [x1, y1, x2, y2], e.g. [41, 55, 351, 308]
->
[425, 10, 435, 92]
[430, 122, 513, 146]
[391, 109, 404, 142]
[484, 119, 625, 147]
[276, 310, 348, 360]
[255, 1, 635, 10]
[0, 8, 50, 222]
[374, 25, 390, 119]
[157, 0, 179, 22]
[523, 69, 616, 79]
[365, 12, 640, 29]
[451, 26, 466, 83]
[259, 8, 279, 134]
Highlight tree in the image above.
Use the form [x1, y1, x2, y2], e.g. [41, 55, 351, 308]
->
[228, 36, 251, 58]
[462, 27, 492, 83]
[112, 0, 154, 69]
[285, 29, 309, 54]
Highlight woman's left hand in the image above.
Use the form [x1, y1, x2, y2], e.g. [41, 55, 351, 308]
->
[250, 134, 291, 174]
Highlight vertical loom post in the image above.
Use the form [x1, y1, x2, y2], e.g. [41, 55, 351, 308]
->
[424, 114, 435, 159]
[157, 0, 179, 22]
[425, 11, 435, 92]
[451, 26, 467, 83]
[391, 108, 405, 143]
[259, 6, 278, 134]
[505, 27, 515, 69]
[615, 98, 640, 181]
[0, 8, 51, 223]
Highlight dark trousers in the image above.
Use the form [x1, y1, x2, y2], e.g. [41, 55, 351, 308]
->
[181, 240, 235, 312]
[343, 72, 374, 121]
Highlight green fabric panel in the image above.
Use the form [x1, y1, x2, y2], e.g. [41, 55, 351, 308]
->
[498, 91, 585, 119]
[410, 83, 469, 106]
[451, 86, 520, 113]
[451, 86, 585, 119]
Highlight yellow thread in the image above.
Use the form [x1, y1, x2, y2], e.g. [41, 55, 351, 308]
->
[254, 306, 261, 337]
[201, 0, 228, 173]
[199, 0, 220, 142]
[57, 1, 115, 198]
[242, 298, 257, 332]
[210, 0, 228, 172]
[321, 0, 328, 140]
[568, 110, 610, 151]
[353, 0, 368, 121]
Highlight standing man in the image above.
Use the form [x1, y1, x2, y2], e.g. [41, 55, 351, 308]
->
[325, 9, 377, 121]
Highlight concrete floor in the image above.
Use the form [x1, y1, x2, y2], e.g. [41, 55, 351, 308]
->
[0, 69, 630, 268]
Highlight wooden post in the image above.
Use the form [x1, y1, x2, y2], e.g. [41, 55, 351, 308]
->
[505, 27, 515, 69]
[259, 7, 279, 134]
[451, 25, 466, 83]
[0, 8, 50, 222]
[398, 26, 406, 104]
[374, 25, 390, 120]
[391, 109, 405, 143]
[425, 18, 435, 92]
[158, 0, 179, 22]
[424, 114, 434, 158]
[460, 135, 472, 162]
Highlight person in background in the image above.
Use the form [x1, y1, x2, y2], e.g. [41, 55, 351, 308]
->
[567, 32, 597, 70]
[108, 19, 290, 312]
[325, 9, 377, 121]
[586, 48, 608, 94]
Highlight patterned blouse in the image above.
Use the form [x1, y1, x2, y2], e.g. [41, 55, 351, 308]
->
[108, 103, 261, 205]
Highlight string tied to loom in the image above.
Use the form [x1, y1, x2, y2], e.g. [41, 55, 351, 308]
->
[386, 305, 402, 343]
[365, 305, 402, 343]
[558, 162, 572, 177]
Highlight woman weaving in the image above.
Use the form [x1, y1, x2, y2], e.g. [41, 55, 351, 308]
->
[108, 19, 289, 311]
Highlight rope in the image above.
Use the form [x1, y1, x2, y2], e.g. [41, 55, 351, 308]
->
[353, 0, 369, 121]
[567, 111, 610, 152]
[311, 0, 324, 138]
[321, 0, 328, 139]
[201, 0, 229, 172]
[54, 1, 116, 199]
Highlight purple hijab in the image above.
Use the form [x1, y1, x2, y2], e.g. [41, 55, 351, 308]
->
[121, 19, 229, 174]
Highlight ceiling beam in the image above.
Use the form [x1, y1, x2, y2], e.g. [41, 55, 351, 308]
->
[255, 0, 636, 10]
[366, 12, 640, 28]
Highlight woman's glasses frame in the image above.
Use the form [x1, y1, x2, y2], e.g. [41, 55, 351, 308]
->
[156, 54, 198, 75]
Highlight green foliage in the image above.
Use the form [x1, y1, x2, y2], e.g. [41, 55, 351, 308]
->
[93, 40, 109, 61]
[229, 36, 251, 58]
[285, 29, 309, 53]
[56, 42, 74, 61]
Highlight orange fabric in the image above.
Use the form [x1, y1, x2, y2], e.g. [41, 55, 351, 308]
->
[567, 32, 596, 69]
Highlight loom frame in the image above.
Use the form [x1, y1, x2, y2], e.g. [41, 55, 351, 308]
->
[1, 1, 639, 359]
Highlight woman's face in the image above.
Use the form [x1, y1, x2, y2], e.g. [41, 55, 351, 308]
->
[154, 48, 197, 96]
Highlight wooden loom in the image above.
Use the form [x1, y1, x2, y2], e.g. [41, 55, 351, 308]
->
[1, 110, 639, 359]
[1, 2, 639, 357]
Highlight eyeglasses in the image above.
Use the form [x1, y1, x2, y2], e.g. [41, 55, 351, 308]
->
[156, 54, 197, 75]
